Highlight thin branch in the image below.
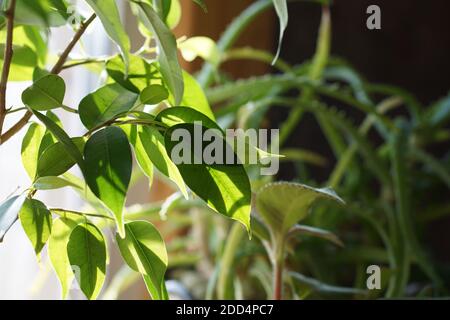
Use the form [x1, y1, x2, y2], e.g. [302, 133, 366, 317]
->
[50, 13, 97, 74]
[0, 13, 97, 145]
[0, 0, 17, 138]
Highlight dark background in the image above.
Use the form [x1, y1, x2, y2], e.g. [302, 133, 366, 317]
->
[277, 0, 450, 264]
[282, 0, 450, 103]
[277, 0, 450, 181]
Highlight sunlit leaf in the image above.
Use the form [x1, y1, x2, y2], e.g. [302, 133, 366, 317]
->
[67, 221, 107, 300]
[85, 0, 131, 74]
[84, 127, 132, 237]
[79, 84, 139, 130]
[134, 1, 184, 104]
[0, 195, 27, 243]
[106, 54, 162, 93]
[116, 221, 168, 300]
[169, 71, 215, 120]
[21, 123, 46, 180]
[36, 137, 85, 178]
[164, 123, 251, 232]
[138, 125, 188, 198]
[22, 74, 65, 111]
[256, 182, 344, 237]
[19, 198, 52, 257]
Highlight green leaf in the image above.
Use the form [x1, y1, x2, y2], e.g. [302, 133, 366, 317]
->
[78, 84, 139, 130]
[287, 224, 343, 247]
[0, 44, 38, 81]
[139, 84, 169, 105]
[21, 123, 46, 180]
[22, 74, 65, 111]
[179, 37, 220, 66]
[138, 125, 188, 198]
[155, 106, 220, 130]
[169, 71, 215, 120]
[13, 0, 68, 27]
[33, 176, 80, 190]
[31, 110, 86, 173]
[122, 124, 154, 188]
[48, 213, 83, 299]
[84, 127, 132, 237]
[272, 0, 288, 64]
[67, 221, 107, 300]
[36, 137, 85, 178]
[143, 275, 169, 300]
[134, 1, 184, 104]
[0, 195, 27, 242]
[19, 198, 52, 257]
[85, 0, 131, 74]
[164, 123, 252, 231]
[116, 221, 168, 300]
[106, 55, 162, 93]
[256, 182, 344, 238]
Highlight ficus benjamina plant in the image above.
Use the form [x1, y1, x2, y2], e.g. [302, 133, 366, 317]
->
[0, 0, 449, 301]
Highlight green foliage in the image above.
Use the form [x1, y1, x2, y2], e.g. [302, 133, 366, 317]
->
[67, 221, 107, 300]
[19, 198, 52, 257]
[84, 127, 132, 237]
[22, 75, 65, 110]
[0, 0, 448, 301]
[116, 221, 168, 300]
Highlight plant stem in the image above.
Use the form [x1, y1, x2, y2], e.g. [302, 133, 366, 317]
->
[217, 223, 245, 299]
[0, 0, 17, 139]
[0, 13, 96, 145]
[51, 13, 97, 74]
[273, 259, 284, 300]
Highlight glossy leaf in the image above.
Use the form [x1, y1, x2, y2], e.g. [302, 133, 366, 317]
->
[67, 222, 107, 300]
[164, 123, 252, 231]
[138, 125, 188, 198]
[0, 44, 37, 81]
[22, 74, 65, 110]
[21, 123, 46, 180]
[155, 106, 220, 130]
[134, 1, 184, 104]
[116, 221, 168, 300]
[19, 198, 52, 256]
[256, 182, 344, 237]
[79, 84, 139, 130]
[84, 127, 132, 237]
[106, 55, 161, 93]
[169, 71, 215, 120]
[0, 195, 27, 242]
[122, 124, 154, 188]
[139, 84, 169, 106]
[85, 0, 130, 73]
[31, 110, 86, 173]
[33, 176, 80, 190]
[48, 214, 82, 299]
[36, 137, 85, 178]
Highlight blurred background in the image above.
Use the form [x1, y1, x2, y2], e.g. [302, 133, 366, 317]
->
[0, 0, 449, 299]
